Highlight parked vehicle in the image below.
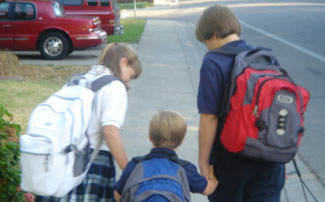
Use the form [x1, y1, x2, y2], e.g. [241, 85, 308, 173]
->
[55, 0, 123, 35]
[0, 0, 107, 59]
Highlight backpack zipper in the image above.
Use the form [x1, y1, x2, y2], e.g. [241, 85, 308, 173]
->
[253, 75, 288, 117]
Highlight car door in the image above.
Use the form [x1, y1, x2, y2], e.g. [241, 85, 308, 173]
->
[11, 2, 38, 50]
[0, 2, 13, 49]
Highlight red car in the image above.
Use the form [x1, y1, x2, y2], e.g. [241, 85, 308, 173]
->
[56, 0, 123, 35]
[0, 0, 107, 59]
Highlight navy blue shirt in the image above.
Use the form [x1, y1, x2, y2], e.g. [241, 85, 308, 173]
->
[115, 148, 208, 194]
[197, 40, 286, 202]
[197, 40, 253, 116]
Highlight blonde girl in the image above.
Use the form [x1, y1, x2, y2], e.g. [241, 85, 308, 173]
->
[36, 43, 142, 202]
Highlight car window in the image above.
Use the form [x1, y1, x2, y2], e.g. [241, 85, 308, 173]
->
[87, 0, 97, 6]
[52, 2, 64, 17]
[14, 3, 36, 20]
[61, 0, 83, 6]
[0, 2, 10, 20]
[100, 0, 110, 7]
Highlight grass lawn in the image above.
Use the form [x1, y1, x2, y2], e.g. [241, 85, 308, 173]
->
[119, 2, 153, 9]
[0, 80, 66, 132]
[0, 17, 147, 133]
[0, 64, 89, 132]
[107, 18, 147, 44]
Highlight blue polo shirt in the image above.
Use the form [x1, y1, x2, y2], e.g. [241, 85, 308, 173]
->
[197, 40, 285, 202]
[115, 148, 207, 195]
[197, 40, 253, 116]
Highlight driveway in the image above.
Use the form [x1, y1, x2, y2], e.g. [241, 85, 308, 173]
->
[13, 43, 138, 66]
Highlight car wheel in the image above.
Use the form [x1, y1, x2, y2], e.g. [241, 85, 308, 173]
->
[39, 32, 69, 60]
[67, 49, 74, 56]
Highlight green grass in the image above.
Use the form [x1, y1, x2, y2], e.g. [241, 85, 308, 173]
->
[0, 80, 63, 132]
[119, 2, 153, 9]
[107, 18, 147, 43]
[0, 65, 89, 133]
[1, 17, 147, 132]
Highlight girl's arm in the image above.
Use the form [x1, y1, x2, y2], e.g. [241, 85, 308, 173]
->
[103, 125, 128, 170]
[114, 190, 121, 201]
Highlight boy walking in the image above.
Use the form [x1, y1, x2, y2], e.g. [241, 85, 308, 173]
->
[195, 4, 285, 202]
[114, 111, 218, 201]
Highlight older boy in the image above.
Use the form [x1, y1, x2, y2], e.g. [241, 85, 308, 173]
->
[114, 111, 218, 201]
[195, 4, 285, 202]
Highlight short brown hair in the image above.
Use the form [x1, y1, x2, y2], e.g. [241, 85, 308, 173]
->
[196, 4, 241, 42]
[98, 43, 142, 79]
[149, 111, 187, 149]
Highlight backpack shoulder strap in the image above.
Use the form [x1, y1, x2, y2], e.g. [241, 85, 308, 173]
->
[133, 155, 147, 163]
[175, 158, 191, 167]
[134, 150, 191, 167]
[67, 74, 123, 92]
[91, 75, 122, 92]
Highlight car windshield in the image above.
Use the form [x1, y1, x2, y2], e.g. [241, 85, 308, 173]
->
[52, 2, 64, 16]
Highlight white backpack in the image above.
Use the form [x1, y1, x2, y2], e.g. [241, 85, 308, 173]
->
[20, 74, 119, 197]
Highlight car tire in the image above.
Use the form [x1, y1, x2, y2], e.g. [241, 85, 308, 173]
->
[39, 32, 69, 60]
[67, 49, 74, 56]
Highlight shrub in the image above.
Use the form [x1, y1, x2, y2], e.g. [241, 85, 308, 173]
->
[0, 104, 25, 201]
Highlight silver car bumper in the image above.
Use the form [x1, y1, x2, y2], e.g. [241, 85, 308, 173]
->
[98, 30, 107, 42]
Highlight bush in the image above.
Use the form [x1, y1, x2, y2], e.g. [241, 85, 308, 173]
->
[0, 104, 25, 201]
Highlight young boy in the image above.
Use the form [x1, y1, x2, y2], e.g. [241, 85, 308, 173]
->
[114, 111, 218, 201]
[196, 4, 285, 202]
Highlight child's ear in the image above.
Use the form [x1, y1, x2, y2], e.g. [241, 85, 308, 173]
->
[180, 137, 185, 146]
[149, 134, 157, 147]
[148, 133, 152, 142]
[119, 57, 128, 67]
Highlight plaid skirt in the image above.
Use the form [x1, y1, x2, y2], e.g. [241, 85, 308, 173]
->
[35, 150, 116, 202]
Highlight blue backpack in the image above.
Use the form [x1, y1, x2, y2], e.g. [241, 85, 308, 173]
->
[120, 151, 191, 202]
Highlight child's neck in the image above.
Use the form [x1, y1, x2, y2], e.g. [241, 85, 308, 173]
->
[218, 34, 240, 48]
[152, 145, 177, 151]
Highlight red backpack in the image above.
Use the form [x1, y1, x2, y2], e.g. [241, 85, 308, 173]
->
[213, 47, 310, 163]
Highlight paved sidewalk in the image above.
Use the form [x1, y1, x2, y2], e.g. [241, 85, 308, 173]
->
[120, 9, 325, 202]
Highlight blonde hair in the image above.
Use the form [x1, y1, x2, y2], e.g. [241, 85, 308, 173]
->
[149, 111, 187, 149]
[196, 4, 241, 42]
[98, 43, 142, 78]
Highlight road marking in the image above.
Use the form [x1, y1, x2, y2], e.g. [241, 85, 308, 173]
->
[240, 20, 325, 63]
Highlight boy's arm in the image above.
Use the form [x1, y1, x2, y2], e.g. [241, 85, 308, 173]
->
[103, 125, 128, 170]
[198, 113, 218, 177]
[115, 159, 138, 200]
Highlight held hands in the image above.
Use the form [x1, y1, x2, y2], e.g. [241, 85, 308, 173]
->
[208, 165, 218, 187]
[202, 165, 219, 195]
[208, 165, 217, 181]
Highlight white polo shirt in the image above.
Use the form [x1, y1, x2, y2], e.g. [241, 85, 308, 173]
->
[84, 65, 127, 151]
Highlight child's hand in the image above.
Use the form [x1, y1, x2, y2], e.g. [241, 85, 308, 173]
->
[114, 190, 121, 202]
[208, 165, 217, 181]
[202, 165, 219, 195]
